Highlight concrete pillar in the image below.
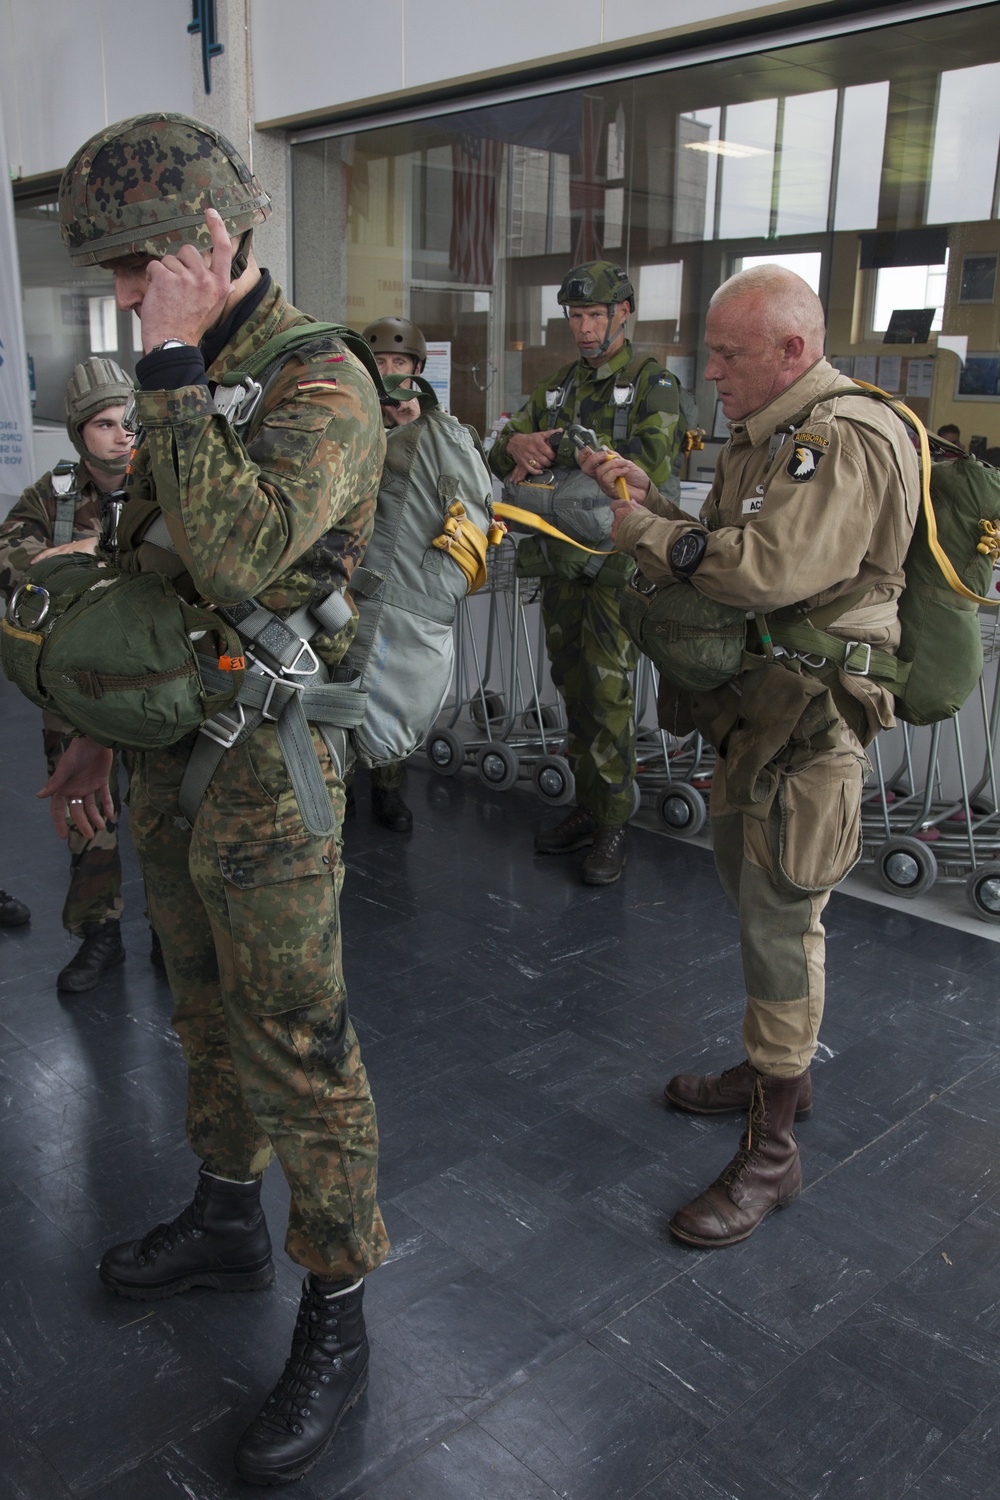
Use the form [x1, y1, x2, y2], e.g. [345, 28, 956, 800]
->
[188, 0, 289, 290]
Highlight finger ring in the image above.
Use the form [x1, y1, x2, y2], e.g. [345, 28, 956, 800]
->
[69, 798, 83, 805]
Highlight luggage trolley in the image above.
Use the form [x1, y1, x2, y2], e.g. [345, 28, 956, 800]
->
[865, 612, 1000, 922]
[631, 655, 714, 838]
[425, 533, 576, 804]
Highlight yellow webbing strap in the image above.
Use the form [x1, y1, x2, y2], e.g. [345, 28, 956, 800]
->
[431, 501, 492, 593]
[493, 502, 616, 556]
[494, 449, 630, 556]
[851, 380, 999, 609]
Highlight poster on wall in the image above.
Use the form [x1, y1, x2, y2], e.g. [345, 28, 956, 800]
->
[0, 109, 34, 512]
[423, 342, 452, 413]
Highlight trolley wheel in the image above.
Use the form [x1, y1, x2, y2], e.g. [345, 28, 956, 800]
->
[657, 783, 707, 838]
[470, 692, 506, 730]
[475, 741, 520, 792]
[965, 863, 1000, 924]
[532, 755, 575, 806]
[523, 704, 561, 732]
[875, 837, 938, 898]
[425, 728, 465, 777]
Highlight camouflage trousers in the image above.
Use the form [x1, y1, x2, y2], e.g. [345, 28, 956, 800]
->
[540, 576, 638, 825]
[128, 723, 390, 1280]
[710, 720, 868, 1078]
[43, 715, 123, 936]
[370, 760, 406, 793]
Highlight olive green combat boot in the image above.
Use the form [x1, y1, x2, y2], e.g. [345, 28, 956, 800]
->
[100, 1169, 274, 1299]
[234, 1275, 369, 1485]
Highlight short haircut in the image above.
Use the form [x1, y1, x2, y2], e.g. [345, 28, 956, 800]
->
[709, 265, 826, 355]
[937, 424, 960, 439]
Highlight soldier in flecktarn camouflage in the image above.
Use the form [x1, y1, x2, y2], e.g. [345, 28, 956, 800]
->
[0, 358, 133, 992]
[43, 113, 388, 1486]
[489, 261, 683, 885]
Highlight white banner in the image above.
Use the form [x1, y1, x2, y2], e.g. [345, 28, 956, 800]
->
[0, 107, 33, 514]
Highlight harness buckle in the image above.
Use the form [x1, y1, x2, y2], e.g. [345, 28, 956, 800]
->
[843, 640, 872, 676]
[613, 383, 636, 407]
[212, 377, 263, 430]
[199, 702, 247, 749]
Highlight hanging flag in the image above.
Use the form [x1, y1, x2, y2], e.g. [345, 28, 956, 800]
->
[449, 134, 504, 286]
[0, 110, 33, 513]
[570, 94, 606, 265]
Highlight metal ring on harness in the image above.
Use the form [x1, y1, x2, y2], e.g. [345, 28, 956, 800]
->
[7, 583, 51, 628]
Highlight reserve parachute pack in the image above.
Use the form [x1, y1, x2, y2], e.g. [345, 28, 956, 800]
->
[2, 553, 246, 748]
[1, 325, 497, 831]
[620, 386, 1000, 725]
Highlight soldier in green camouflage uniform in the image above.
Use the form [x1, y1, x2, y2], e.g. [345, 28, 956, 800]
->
[0, 359, 132, 991]
[489, 261, 682, 883]
[44, 114, 388, 1487]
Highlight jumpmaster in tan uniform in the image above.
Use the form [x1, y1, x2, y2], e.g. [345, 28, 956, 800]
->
[616, 353, 919, 1240]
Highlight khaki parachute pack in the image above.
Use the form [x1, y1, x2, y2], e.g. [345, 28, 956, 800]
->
[620, 386, 1000, 725]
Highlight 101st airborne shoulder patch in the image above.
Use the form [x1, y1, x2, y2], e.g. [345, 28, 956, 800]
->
[787, 432, 829, 482]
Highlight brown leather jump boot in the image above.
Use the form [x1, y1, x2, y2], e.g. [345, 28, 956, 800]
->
[664, 1059, 812, 1120]
[668, 1071, 804, 1248]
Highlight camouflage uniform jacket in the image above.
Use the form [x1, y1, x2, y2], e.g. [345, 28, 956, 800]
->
[0, 462, 104, 599]
[113, 281, 386, 672]
[489, 340, 681, 578]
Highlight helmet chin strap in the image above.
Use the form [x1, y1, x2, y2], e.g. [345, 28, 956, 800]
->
[580, 303, 626, 360]
[230, 228, 254, 280]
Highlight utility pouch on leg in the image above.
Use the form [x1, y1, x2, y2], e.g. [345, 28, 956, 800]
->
[720, 661, 841, 820]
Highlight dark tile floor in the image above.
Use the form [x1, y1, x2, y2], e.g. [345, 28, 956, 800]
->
[1, 670, 999, 1499]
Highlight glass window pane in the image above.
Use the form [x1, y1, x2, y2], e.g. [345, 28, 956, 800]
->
[775, 90, 837, 238]
[872, 254, 949, 333]
[834, 81, 889, 232]
[927, 63, 1000, 225]
[717, 99, 778, 241]
[677, 109, 720, 243]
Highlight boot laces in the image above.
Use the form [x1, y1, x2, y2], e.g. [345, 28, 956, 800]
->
[718, 1082, 768, 1188]
[258, 1296, 346, 1435]
[135, 1186, 204, 1263]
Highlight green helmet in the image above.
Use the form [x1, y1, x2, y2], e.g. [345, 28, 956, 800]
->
[557, 261, 635, 311]
[65, 357, 133, 474]
[58, 113, 271, 271]
[361, 317, 427, 369]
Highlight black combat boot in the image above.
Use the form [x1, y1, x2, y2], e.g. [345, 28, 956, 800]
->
[664, 1059, 813, 1120]
[56, 921, 125, 993]
[534, 806, 595, 855]
[371, 784, 413, 833]
[0, 889, 30, 927]
[234, 1275, 369, 1486]
[580, 824, 627, 884]
[100, 1169, 274, 1300]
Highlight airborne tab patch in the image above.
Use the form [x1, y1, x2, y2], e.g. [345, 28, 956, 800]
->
[787, 442, 826, 482]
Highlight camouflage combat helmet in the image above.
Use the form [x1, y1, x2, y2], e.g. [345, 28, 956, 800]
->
[65, 356, 133, 475]
[557, 261, 635, 311]
[558, 261, 634, 357]
[58, 113, 271, 277]
[361, 317, 427, 369]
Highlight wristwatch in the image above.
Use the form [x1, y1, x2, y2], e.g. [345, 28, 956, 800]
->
[669, 529, 708, 577]
[147, 339, 191, 353]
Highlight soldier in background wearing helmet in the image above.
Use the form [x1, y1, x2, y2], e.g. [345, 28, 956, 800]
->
[0, 358, 135, 992]
[40, 114, 388, 1486]
[489, 261, 682, 883]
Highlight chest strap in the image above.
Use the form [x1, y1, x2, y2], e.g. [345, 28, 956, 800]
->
[51, 463, 78, 548]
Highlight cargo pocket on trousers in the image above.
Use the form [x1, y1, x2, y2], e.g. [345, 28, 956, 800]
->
[772, 752, 865, 895]
[217, 832, 340, 1015]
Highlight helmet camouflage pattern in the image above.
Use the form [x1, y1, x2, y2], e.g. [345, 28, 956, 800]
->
[361, 317, 428, 367]
[65, 356, 133, 473]
[58, 113, 271, 267]
[557, 260, 635, 311]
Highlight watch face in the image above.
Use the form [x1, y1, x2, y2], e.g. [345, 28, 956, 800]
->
[671, 532, 703, 572]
